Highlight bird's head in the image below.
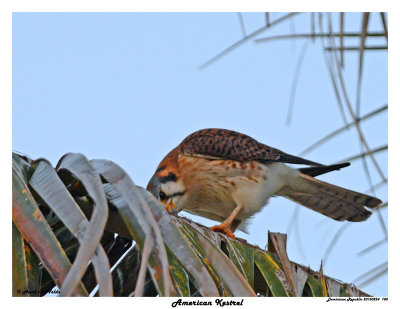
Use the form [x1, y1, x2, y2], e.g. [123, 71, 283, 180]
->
[147, 171, 186, 212]
[147, 148, 186, 212]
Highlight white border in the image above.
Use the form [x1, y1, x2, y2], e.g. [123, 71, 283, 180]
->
[3, 1, 396, 307]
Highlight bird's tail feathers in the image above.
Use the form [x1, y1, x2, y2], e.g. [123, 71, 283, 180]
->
[236, 219, 250, 233]
[279, 173, 381, 222]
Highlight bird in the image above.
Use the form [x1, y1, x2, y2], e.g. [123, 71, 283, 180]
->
[146, 128, 382, 238]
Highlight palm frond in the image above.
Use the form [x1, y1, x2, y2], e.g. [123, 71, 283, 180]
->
[198, 13, 300, 70]
[12, 152, 370, 297]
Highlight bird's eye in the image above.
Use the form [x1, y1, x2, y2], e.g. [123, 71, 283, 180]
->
[159, 191, 167, 201]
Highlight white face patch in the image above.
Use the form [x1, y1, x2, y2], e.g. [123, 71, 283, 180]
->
[160, 181, 186, 197]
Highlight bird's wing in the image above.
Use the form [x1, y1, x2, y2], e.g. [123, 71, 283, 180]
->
[298, 162, 350, 177]
[181, 128, 324, 166]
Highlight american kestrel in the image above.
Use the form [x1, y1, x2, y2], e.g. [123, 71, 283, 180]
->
[147, 128, 382, 238]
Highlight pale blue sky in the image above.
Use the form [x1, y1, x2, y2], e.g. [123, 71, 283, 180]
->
[13, 12, 388, 296]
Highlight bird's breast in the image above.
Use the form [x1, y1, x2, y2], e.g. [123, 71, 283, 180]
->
[176, 155, 293, 220]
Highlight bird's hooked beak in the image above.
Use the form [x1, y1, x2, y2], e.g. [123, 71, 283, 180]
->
[163, 198, 177, 214]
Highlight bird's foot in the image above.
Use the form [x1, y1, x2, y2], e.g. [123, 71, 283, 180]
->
[210, 223, 236, 239]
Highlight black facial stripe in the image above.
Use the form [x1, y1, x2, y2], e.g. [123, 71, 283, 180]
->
[155, 165, 166, 173]
[167, 191, 186, 199]
[159, 172, 178, 183]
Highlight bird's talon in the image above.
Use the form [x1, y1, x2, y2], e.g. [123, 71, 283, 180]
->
[210, 224, 236, 239]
